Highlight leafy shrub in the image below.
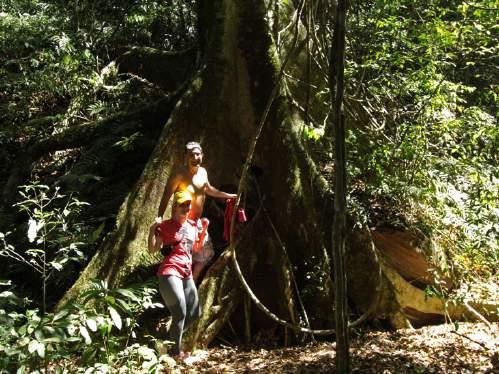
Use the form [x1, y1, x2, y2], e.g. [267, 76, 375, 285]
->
[343, 0, 498, 283]
[0, 182, 165, 372]
[75, 279, 162, 367]
[0, 278, 162, 373]
[1, 184, 89, 312]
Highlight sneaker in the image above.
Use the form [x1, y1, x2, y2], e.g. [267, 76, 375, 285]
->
[174, 351, 189, 363]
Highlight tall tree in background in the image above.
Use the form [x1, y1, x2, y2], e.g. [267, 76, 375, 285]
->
[59, 0, 338, 348]
[330, 0, 349, 371]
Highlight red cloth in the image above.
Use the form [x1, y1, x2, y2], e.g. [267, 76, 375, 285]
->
[157, 219, 198, 279]
[223, 198, 247, 242]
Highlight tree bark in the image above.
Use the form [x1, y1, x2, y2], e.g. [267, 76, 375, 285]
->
[59, 0, 335, 333]
[56, 0, 497, 350]
[330, 0, 349, 371]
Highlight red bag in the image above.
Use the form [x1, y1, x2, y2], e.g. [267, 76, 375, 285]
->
[224, 198, 247, 242]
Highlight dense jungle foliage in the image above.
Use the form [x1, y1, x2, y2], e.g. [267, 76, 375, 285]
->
[0, 0, 497, 372]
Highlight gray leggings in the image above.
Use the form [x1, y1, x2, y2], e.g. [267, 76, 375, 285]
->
[158, 275, 200, 354]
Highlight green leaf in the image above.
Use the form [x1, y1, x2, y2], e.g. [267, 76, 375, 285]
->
[89, 222, 105, 244]
[86, 318, 97, 332]
[116, 298, 132, 313]
[43, 337, 63, 343]
[36, 342, 45, 358]
[108, 306, 122, 330]
[105, 295, 116, 305]
[79, 325, 92, 344]
[53, 309, 69, 321]
[115, 288, 139, 301]
[81, 348, 97, 366]
[18, 337, 30, 347]
[50, 261, 63, 271]
[34, 329, 44, 341]
[43, 326, 55, 335]
[28, 339, 39, 353]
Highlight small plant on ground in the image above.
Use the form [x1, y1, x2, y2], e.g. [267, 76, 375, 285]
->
[0, 183, 89, 314]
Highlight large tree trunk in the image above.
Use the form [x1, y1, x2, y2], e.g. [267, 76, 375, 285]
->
[59, 0, 335, 330]
[59, 0, 497, 349]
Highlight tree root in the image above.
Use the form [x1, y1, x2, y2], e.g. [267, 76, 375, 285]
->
[463, 300, 493, 328]
[381, 257, 498, 326]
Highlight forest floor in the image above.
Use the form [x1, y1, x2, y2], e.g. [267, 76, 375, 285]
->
[170, 322, 498, 373]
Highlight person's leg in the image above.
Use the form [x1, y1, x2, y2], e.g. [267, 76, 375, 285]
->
[158, 275, 186, 355]
[182, 277, 200, 328]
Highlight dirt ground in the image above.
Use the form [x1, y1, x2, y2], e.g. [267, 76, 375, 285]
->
[172, 322, 498, 373]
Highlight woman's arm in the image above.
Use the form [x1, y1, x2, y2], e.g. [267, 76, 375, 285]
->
[193, 218, 209, 254]
[148, 223, 162, 253]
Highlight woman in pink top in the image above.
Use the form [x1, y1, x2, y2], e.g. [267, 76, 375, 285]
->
[148, 191, 207, 359]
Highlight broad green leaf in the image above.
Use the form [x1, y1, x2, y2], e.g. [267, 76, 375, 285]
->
[53, 309, 70, 321]
[105, 295, 116, 305]
[108, 306, 122, 330]
[28, 339, 39, 353]
[86, 318, 97, 332]
[115, 288, 139, 301]
[79, 325, 92, 344]
[116, 298, 132, 313]
[43, 326, 55, 335]
[18, 337, 30, 347]
[34, 329, 44, 341]
[36, 342, 45, 358]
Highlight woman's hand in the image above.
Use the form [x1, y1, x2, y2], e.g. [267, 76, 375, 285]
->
[194, 218, 209, 254]
[150, 221, 161, 233]
[148, 222, 162, 253]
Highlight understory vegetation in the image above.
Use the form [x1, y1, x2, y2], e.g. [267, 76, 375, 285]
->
[0, 0, 497, 372]
[285, 0, 498, 282]
[345, 0, 498, 283]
